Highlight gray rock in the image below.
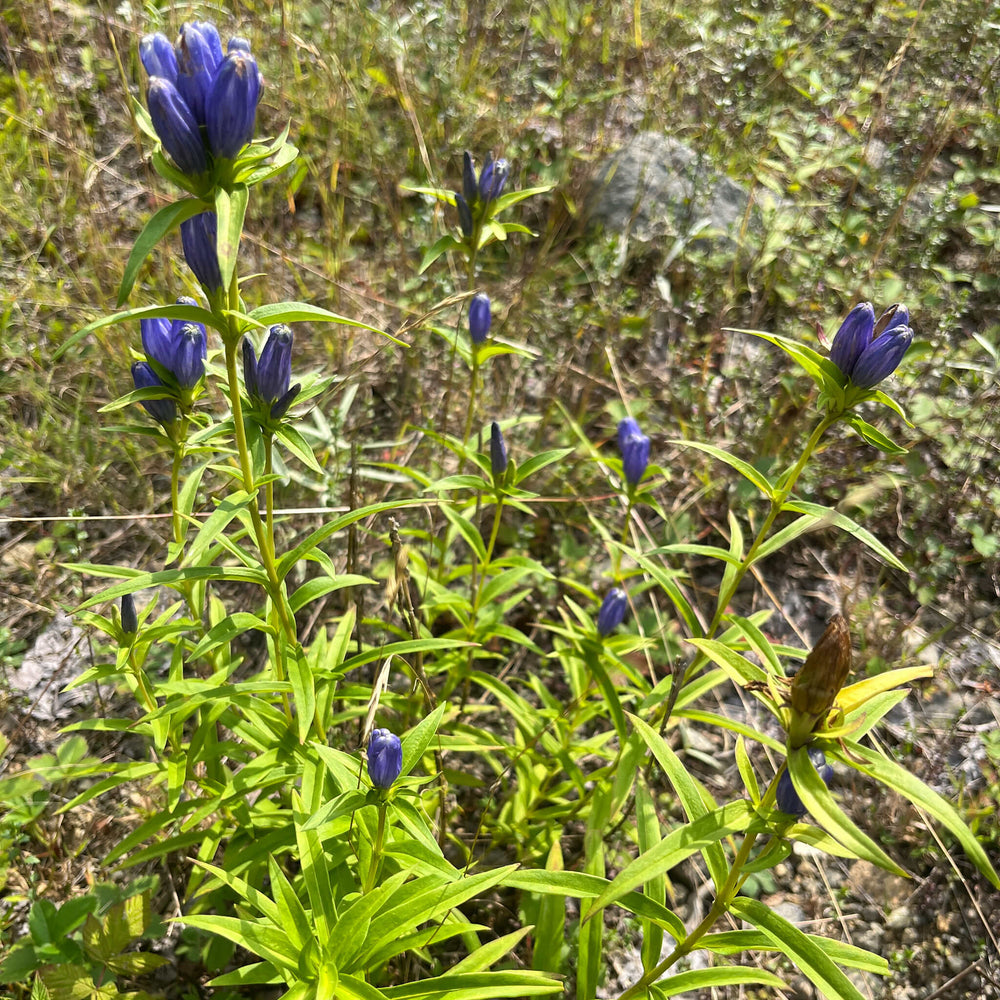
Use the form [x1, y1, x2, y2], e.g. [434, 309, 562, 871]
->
[8, 612, 98, 721]
[587, 132, 777, 252]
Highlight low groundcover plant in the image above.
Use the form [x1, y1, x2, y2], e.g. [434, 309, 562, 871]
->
[5, 15, 996, 1000]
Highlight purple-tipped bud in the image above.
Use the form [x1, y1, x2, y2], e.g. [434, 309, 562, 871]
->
[469, 293, 491, 345]
[367, 728, 403, 789]
[180, 212, 223, 292]
[120, 594, 138, 635]
[617, 416, 650, 488]
[141, 308, 206, 388]
[455, 193, 473, 237]
[776, 749, 833, 817]
[596, 588, 629, 636]
[140, 33, 178, 83]
[206, 51, 262, 159]
[479, 156, 509, 203]
[490, 421, 508, 478]
[244, 325, 298, 418]
[849, 324, 913, 389]
[828, 302, 875, 379]
[176, 22, 222, 125]
[462, 151, 478, 206]
[146, 77, 209, 177]
[140, 316, 173, 367]
[131, 361, 177, 425]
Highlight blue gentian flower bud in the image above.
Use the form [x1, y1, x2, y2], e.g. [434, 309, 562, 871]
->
[776, 749, 833, 817]
[479, 157, 509, 203]
[206, 51, 262, 160]
[141, 302, 207, 389]
[596, 588, 629, 636]
[131, 361, 177, 425]
[828, 302, 875, 379]
[180, 211, 223, 292]
[617, 416, 650, 488]
[140, 33, 178, 83]
[228, 36, 252, 54]
[849, 324, 913, 389]
[368, 728, 403, 790]
[455, 193, 473, 237]
[469, 293, 491, 345]
[462, 151, 478, 207]
[243, 325, 300, 418]
[121, 594, 138, 635]
[490, 421, 508, 478]
[146, 77, 209, 177]
[176, 21, 222, 125]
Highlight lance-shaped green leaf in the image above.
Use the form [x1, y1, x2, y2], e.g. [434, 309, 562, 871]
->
[835, 742, 1000, 888]
[669, 438, 775, 499]
[786, 746, 907, 875]
[581, 799, 753, 922]
[732, 896, 871, 1000]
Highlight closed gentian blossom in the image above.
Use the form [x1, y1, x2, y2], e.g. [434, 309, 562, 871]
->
[453, 151, 511, 233]
[140, 299, 207, 388]
[243, 324, 300, 419]
[120, 594, 138, 635]
[140, 21, 263, 176]
[597, 588, 629, 636]
[180, 211, 223, 292]
[490, 421, 508, 478]
[617, 416, 650, 488]
[469, 293, 491, 345]
[368, 729, 403, 790]
[828, 301, 912, 389]
[775, 749, 834, 817]
[131, 362, 177, 425]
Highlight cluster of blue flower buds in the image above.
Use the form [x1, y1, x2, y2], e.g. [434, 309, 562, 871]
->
[141, 22, 263, 177]
[243, 324, 300, 420]
[454, 151, 510, 237]
[617, 416, 650, 489]
[367, 729, 403, 790]
[829, 302, 912, 389]
[131, 298, 208, 425]
[775, 749, 834, 817]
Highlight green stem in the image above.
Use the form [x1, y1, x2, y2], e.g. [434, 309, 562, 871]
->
[264, 431, 275, 561]
[706, 412, 837, 640]
[364, 801, 388, 893]
[618, 830, 760, 1000]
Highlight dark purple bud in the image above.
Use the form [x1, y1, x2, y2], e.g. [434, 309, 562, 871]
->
[176, 22, 222, 126]
[140, 316, 173, 367]
[228, 37, 252, 54]
[169, 320, 208, 388]
[146, 77, 209, 177]
[206, 51, 262, 160]
[140, 33, 178, 83]
[455, 193, 473, 237]
[120, 594, 138, 635]
[828, 302, 875, 379]
[479, 157, 509, 203]
[242, 336, 260, 399]
[131, 361, 177, 425]
[597, 587, 629, 636]
[368, 728, 403, 789]
[776, 749, 833, 817]
[255, 325, 293, 403]
[270, 383, 301, 420]
[462, 151, 478, 206]
[849, 324, 913, 389]
[180, 211, 223, 292]
[469, 293, 491, 345]
[490, 421, 508, 478]
[617, 416, 650, 488]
